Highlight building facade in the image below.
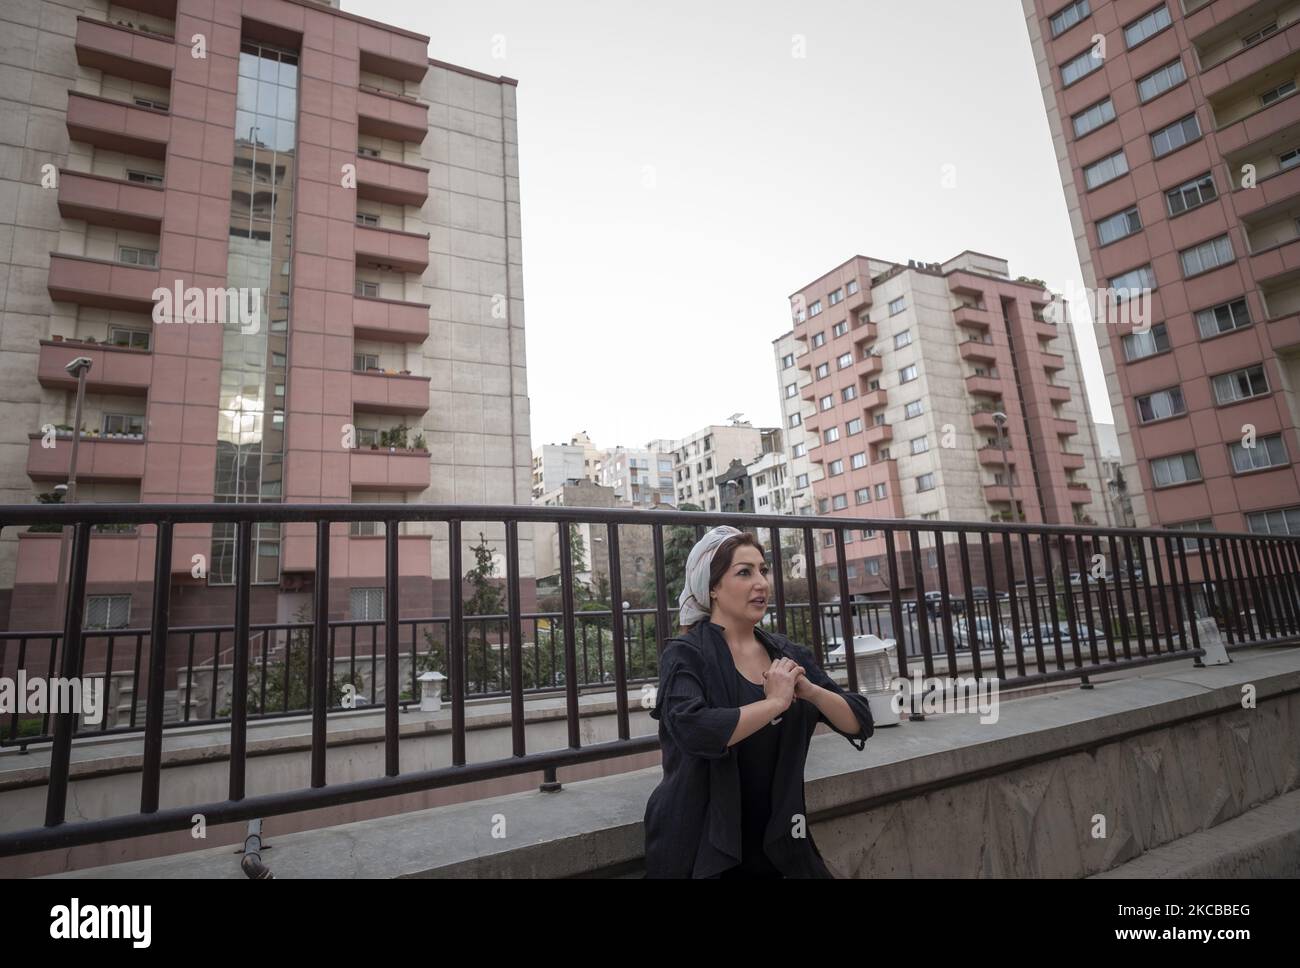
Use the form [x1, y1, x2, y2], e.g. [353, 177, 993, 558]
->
[0, 0, 532, 634]
[597, 443, 676, 508]
[773, 331, 819, 516]
[668, 420, 771, 511]
[788, 252, 1110, 591]
[530, 431, 601, 501]
[1023, 0, 1300, 537]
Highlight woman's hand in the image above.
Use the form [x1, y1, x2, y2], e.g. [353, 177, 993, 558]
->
[762, 657, 805, 711]
[792, 668, 818, 701]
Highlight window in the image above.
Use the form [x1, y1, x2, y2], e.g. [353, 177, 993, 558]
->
[793, 442, 807, 458]
[782, 353, 795, 369]
[118, 245, 158, 267]
[1121, 323, 1170, 361]
[1165, 172, 1216, 216]
[357, 145, 381, 158]
[832, 320, 848, 338]
[785, 382, 798, 398]
[917, 473, 936, 492]
[888, 297, 906, 315]
[1083, 151, 1129, 189]
[828, 288, 843, 305]
[355, 212, 380, 227]
[1150, 451, 1201, 487]
[850, 452, 867, 469]
[108, 326, 150, 350]
[796, 473, 809, 489]
[1151, 113, 1201, 158]
[1281, 147, 1300, 171]
[811, 332, 826, 348]
[350, 587, 385, 620]
[841, 385, 857, 403]
[1061, 47, 1104, 86]
[133, 96, 168, 110]
[1243, 23, 1279, 46]
[823, 532, 834, 547]
[1230, 434, 1288, 473]
[847, 279, 859, 295]
[1137, 59, 1185, 102]
[1124, 5, 1171, 48]
[837, 352, 853, 369]
[126, 169, 163, 186]
[832, 493, 848, 510]
[854, 487, 871, 504]
[1260, 80, 1297, 108]
[1212, 364, 1269, 405]
[904, 400, 923, 419]
[843, 531, 855, 544]
[847, 417, 863, 435]
[355, 280, 379, 298]
[818, 497, 830, 514]
[354, 352, 379, 372]
[874, 483, 888, 499]
[816, 363, 829, 379]
[873, 413, 886, 426]
[1167, 518, 1215, 549]
[809, 300, 823, 317]
[1073, 99, 1116, 141]
[1136, 387, 1186, 423]
[899, 364, 918, 383]
[894, 330, 913, 349]
[878, 447, 891, 459]
[102, 412, 144, 436]
[1097, 206, 1141, 245]
[820, 394, 833, 411]
[85, 594, 131, 630]
[824, 427, 841, 443]
[788, 412, 802, 428]
[1050, 0, 1090, 37]
[1179, 235, 1233, 277]
[868, 379, 881, 390]
[865, 559, 881, 576]
[910, 436, 929, 455]
[1195, 298, 1251, 338]
[1246, 506, 1300, 535]
[1109, 264, 1156, 299]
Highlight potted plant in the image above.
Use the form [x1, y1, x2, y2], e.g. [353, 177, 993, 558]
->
[85, 335, 97, 345]
[412, 433, 425, 451]
[399, 368, 411, 376]
[52, 334, 64, 342]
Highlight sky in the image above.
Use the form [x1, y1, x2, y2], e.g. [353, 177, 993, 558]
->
[350, 0, 1114, 451]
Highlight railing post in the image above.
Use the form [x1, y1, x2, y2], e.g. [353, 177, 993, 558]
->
[229, 519, 252, 801]
[311, 519, 329, 789]
[44, 521, 91, 828]
[140, 520, 173, 813]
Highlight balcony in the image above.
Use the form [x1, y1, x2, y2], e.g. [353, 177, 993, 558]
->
[357, 86, 428, 143]
[349, 449, 431, 492]
[983, 484, 1014, 503]
[355, 225, 430, 274]
[66, 91, 168, 159]
[47, 253, 159, 313]
[971, 410, 1000, 431]
[1067, 482, 1092, 502]
[978, 446, 1014, 467]
[1236, 164, 1300, 220]
[355, 155, 429, 207]
[1198, 19, 1300, 101]
[965, 375, 1003, 397]
[351, 371, 431, 414]
[1060, 451, 1086, 471]
[953, 304, 993, 329]
[57, 169, 164, 233]
[27, 433, 146, 483]
[74, 16, 174, 87]
[863, 424, 892, 445]
[353, 295, 430, 343]
[959, 340, 997, 363]
[859, 354, 883, 377]
[860, 388, 887, 411]
[1249, 234, 1300, 281]
[358, 33, 430, 84]
[844, 286, 870, 312]
[1031, 320, 1058, 340]
[37, 340, 152, 396]
[281, 531, 433, 577]
[1054, 418, 1079, 437]
[1042, 353, 1066, 371]
[1214, 79, 1300, 156]
[1044, 384, 1071, 404]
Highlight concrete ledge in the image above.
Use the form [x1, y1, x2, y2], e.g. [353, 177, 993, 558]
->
[55, 646, 1300, 878]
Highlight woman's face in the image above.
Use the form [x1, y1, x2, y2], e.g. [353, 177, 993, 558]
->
[710, 544, 770, 626]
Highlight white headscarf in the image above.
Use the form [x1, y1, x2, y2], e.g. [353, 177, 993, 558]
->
[677, 525, 743, 628]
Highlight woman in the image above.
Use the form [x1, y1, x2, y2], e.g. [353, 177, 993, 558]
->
[643, 525, 875, 878]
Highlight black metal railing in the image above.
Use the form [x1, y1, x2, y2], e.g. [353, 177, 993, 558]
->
[0, 502, 1297, 857]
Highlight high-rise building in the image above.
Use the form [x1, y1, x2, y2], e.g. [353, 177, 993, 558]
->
[0, 0, 530, 631]
[1022, 0, 1300, 537]
[773, 331, 818, 516]
[787, 252, 1110, 591]
[597, 444, 677, 508]
[667, 420, 772, 512]
[530, 431, 602, 501]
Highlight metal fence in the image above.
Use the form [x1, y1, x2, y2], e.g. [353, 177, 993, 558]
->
[0, 502, 1297, 857]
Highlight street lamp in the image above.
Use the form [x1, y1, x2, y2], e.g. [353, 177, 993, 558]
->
[55, 356, 93, 632]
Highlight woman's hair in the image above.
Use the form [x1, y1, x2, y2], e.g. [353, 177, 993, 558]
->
[688, 531, 767, 629]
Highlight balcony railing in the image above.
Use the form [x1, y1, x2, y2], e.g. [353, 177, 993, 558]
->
[0, 502, 1296, 858]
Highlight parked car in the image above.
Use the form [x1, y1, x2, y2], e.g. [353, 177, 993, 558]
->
[970, 586, 1011, 602]
[922, 590, 965, 617]
[953, 615, 1015, 648]
[1019, 621, 1094, 646]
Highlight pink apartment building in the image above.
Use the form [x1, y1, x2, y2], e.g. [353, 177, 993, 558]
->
[1023, 0, 1300, 538]
[786, 252, 1110, 595]
[0, 0, 533, 641]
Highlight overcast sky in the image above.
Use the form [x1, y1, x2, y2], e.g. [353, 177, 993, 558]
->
[351, 0, 1114, 451]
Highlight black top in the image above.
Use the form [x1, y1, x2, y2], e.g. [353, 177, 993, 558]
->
[719, 670, 784, 878]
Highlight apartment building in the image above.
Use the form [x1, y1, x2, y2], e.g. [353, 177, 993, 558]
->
[773, 331, 819, 516]
[597, 444, 676, 508]
[668, 420, 771, 511]
[1023, 0, 1300, 537]
[0, 0, 531, 632]
[530, 431, 602, 501]
[788, 252, 1109, 592]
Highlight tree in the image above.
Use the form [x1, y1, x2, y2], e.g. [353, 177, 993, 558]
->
[240, 603, 361, 715]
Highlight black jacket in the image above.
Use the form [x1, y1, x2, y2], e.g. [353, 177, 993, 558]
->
[643, 620, 875, 878]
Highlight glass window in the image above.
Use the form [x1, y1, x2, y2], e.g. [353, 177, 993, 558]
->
[356, 280, 379, 298]
[832, 320, 848, 337]
[1072, 97, 1115, 138]
[1109, 265, 1156, 299]
[847, 279, 859, 294]
[796, 473, 809, 488]
[1261, 80, 1297, 107]
[785, 382, 798, 398]
[899, 364, 918, 383]
[1050, 0, 1090, 37]
[793, 442, 807, 457]
[350, 587, 385, 620]
[1150, 451, 1201, 487]
[837, 352, 853, 369]
[85, 594, 131, 630]
[108, 326, 150, 350]
[1135, 387, 1186, 423]
[1121, 322, 1170, 361]
[1167, 518, 1215, 550]
[888, 297, 906, 315]
[1097, 206, 1141, 245]
[824, 426, 841, 443]
[1229, 434, 1288, 473]
[1280, 147, 1300, 170]
[1124, 5, 1171, 48]
[1061, 47, 1104, 86]
[911, 436, 929, 455]
[854, 487, 871, 504]
[788, 412, 802, 428]
[1212, 364, 1269, 404]
[874, 483, 888, 499]
[842, 385, 857, 402]
[126, 169, 163, 186]
[118, 245, 158, 267]
[894, 330, 913, 349]
[1246, 506, 1300, 535]
[905, 400, 923, 419]
[832, 493, 848, 509]
[809, 300, 823, 317]
[828, 288, 843, 305]
[1084, 151, 1129, 189]
[917, 473, 936, 492]
[829, 459, 844, 475]
[820, 394, 833, 411]
[782, 353, 795, 368]
[1195, 298, 1251, 338]
[816, 363, 829, 379]
[1242, 23, 1279, 46]
[847, 417, 863, 434]
[1165, 172, 1216, 216]
[812, 332, 826, 348]
[1151, 113, 1201, 158]
[1179, 235, 1233, 277]
[1137, 59, 1185, 102]
[851, 452, 868, 469]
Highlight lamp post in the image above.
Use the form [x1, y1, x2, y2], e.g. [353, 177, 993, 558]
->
[54, 356, 93, 633]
